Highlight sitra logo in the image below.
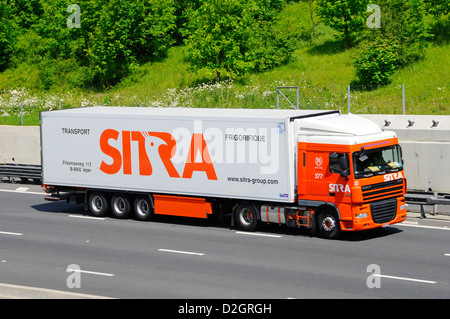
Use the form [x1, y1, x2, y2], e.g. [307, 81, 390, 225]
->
[384, 171, 403, 182]
[99, 130, 217, 180]
[329, 183, 351, 193]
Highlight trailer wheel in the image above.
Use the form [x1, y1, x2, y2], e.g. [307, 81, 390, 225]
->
[316, 208, 341, 239]
[88, 192, 109, 217]
[234, 203, 258, 232]
[111, 194, 131, 219]
[134, 195, 153, 221]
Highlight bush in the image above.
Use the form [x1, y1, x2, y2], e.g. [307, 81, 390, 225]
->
[354, 37, 400, 86]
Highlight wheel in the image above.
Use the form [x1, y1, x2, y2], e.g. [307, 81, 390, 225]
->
[234, 203, 258, 232]
[133, 195, 153, 221]
[88, 192, 109, 217]
[316, 208, 341, 239]
[110, 194, 131, 219]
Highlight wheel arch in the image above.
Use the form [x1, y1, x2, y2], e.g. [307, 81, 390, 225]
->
[298, 200, 341, 221]
[315, 202, 341, 221]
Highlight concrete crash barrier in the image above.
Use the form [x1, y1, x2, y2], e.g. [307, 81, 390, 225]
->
[361, 115, 450, 194]
[0, 125, 40, 165]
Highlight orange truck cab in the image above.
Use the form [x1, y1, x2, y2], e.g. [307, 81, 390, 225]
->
[294, 113, 407, 238]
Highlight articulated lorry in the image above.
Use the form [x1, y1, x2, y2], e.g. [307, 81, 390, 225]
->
[41, 107, 407, 239]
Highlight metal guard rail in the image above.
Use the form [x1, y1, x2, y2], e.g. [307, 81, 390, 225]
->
[405, 192, 450, 206]
[405, 191, 450, 218]
[1, 164, 449, 208]
[0, 164, 42, 181]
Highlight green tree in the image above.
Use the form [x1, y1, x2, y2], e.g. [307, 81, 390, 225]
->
[368, 0, 432, 64]
[35, 0, 73, 60]
[8, 0, 43, 29]
[90, 0, 176, 88]
[316, 0, 370, 48]
[0, 1, 15, 70]
[172, 0, 204, 45]
[185, 0, 291, 82]
[1, 0, 176, 89]
[424, 0, 450, 44]
[355, 0, 433, 85]
[6, 0, 97, 89]
[424, 0, 450, 17]
[0, 0, 45, 71]
[302, 0, 318, 40]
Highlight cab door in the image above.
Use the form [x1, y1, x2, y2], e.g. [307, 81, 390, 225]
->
[306, 150, 351, 200]
[308, 151, 330, 198]
[327, 152, 352, 204]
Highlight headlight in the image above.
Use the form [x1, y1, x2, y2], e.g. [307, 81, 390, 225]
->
[355, 213, 368, 219]
[400, 204, 408, 211]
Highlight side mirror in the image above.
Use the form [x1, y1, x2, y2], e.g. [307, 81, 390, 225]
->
[399, 145, 404, 165]
[339, 154, 350, 179]
[339, 154, 349, 170]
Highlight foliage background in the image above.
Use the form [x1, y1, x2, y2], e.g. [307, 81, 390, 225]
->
[0, 0, 448, 124]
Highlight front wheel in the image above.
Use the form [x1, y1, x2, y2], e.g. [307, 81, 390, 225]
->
[316, 209, 341, 239]
[234, 203, 258, 232]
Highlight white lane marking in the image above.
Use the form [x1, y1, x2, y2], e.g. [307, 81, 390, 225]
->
[0, 231, 23, 236]
[0, 188, 44, 195]
[402, 220, 418, 225]
[0, 283, 113, 299]
[15, 187, 29, 192]
[66, 268, 114, 277]
[68, 215, 105, 221]
[235, 231, 282, 238]
[397, 223, 449, 231]
[445, 254, 450, 257]
[158, 249, 205, 256]
[374, 274, 436, 284]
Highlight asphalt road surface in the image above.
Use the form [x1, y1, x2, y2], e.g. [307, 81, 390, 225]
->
[1, 183, 449, 299]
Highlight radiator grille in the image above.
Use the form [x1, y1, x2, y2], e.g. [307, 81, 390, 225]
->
[362, 178, 404, 203]
[370, 198, 397, 224]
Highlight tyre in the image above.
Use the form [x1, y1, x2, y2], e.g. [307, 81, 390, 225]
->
[133, 195, 153, 221]
[110, 194, 131, 219]
[234, 203, 258, 232]
[316, 208, 341, 239]
[88, 192, 109, 217]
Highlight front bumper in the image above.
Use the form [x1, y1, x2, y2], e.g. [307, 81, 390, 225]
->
[340, 197, 407, 232]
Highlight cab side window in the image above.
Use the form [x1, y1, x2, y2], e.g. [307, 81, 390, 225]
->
[329, 152, 349, 179]
[329, 152, 343, 174]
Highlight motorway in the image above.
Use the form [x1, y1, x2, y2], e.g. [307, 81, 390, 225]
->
[0, 182, 450, 299]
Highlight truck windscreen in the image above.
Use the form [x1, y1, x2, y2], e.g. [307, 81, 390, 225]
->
[353, 145, 403, 179]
